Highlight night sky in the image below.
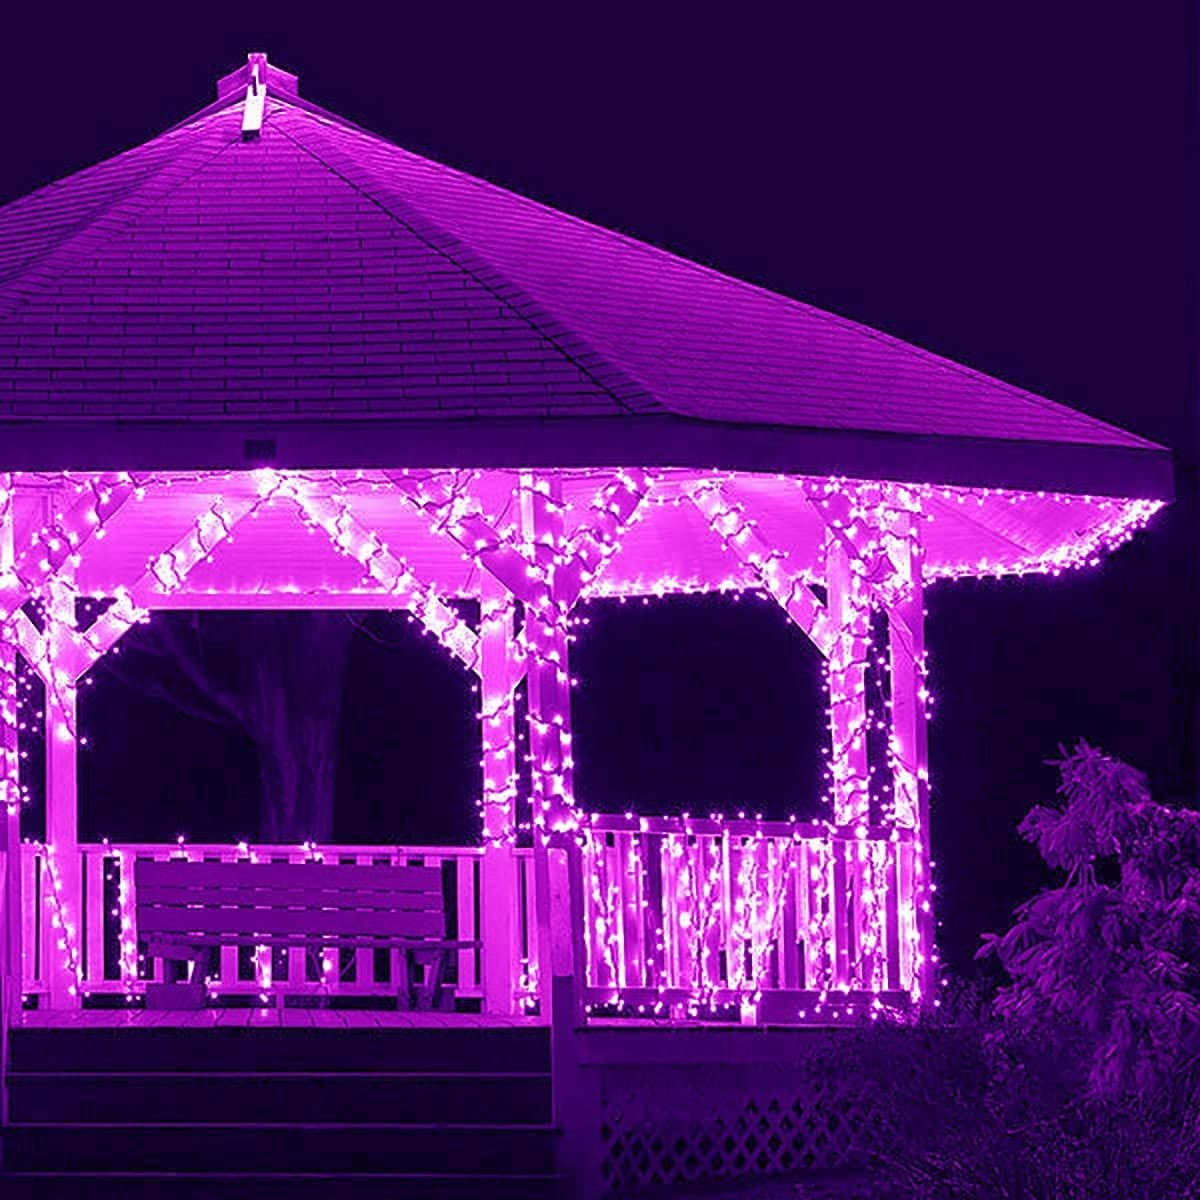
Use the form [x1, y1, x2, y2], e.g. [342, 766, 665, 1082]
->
[2, 8, 1194, 976]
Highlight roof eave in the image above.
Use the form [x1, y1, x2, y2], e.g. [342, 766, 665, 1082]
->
[0, 415, 1174, 501]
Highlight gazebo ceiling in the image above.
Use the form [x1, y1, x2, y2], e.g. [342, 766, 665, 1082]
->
[0, 55, 1171, 500]
[5, 469, 1159, 602]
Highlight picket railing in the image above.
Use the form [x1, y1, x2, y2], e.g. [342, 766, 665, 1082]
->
[580, 815, 916, 1017]
[21, 842, 539, 1006]
[19, 823, 914, 1021]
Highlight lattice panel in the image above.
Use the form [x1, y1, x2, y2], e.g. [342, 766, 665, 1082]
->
[598, 1066, 895, 1197]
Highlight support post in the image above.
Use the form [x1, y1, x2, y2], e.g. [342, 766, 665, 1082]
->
[518, 472, 586, 1025]
[43, 584, 81, 1009]
[480, 574, 520, 1014]
[887, 516, 936, 1004]
[825, 534, 871, 990]
[519, 472, 577, 837]
[825, 535, 871, 827]
[1, 480, 22, 1065]
[0, 648, 19, 1118]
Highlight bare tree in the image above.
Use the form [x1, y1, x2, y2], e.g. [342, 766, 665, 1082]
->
[98, 610, 355, 843]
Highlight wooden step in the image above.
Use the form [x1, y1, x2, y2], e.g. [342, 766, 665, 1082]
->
[8, 1025, 550, 1074]
[4, 1122, 560, 1174]
[0, 1171, 564, 1199]
[8, 1070, 552, 1124]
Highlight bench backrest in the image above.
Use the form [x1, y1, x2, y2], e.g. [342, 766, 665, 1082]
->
[134, 859, 446, 942]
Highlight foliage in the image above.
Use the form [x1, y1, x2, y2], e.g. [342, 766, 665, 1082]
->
[824, 744, 1200, 1199]
[979, 740, 1200, 1099]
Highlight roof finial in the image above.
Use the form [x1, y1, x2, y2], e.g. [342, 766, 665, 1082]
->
[215, 53, 299, 105]
[241, 52, 267, 140]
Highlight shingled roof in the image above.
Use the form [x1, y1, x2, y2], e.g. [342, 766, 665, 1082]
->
[0, 55, 1170, 496]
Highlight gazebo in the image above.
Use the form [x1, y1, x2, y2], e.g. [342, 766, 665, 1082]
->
[0, 49, 1173, 1196]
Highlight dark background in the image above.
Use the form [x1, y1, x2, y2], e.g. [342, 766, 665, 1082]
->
[3, 7, 1194, 975]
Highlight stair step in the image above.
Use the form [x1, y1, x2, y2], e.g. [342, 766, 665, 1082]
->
[9, 1026, 550, 1074]
[3, 1123, 559, 1174]
[8, 1070, 552, 1124]
[0, 1171, 563, 1199]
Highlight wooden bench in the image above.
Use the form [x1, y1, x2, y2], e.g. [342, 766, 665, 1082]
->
[134, 858, 477, 1010]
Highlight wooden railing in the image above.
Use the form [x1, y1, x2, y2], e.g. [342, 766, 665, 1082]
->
[19, 823, 916, 1022]
[20, 842, 539, 1007]
[580, 815, 916, 1018]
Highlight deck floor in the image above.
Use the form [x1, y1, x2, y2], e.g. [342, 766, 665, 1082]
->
[16, 1008, 545, 1029]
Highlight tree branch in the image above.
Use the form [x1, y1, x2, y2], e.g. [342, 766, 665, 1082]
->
[343, 611, 411, 647]
[93, 613, 250, 730]
[95, 650, 239, 730]
[156, 613, 250, 727]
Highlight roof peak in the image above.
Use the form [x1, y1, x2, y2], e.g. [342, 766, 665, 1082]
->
[215, 52, 299, 103]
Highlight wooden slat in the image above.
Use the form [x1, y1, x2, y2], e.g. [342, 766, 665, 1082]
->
[219, 936, 240, 989]
[897, 840, 916, 992]
[134, 883, 440, 909]
[147, 933, 475, 951]
[657, 838, 677, 990]
[587, 813, 912, 841]
[349, 854, 371, 992]
[624, 835, 645, 988]
[885, 842, 901, 991]
[833, 839, 850, 989]
[781, 849, 799, 989]
[643, 836, 665, 991]
[134, 859, 441, 893]
[520, 852, 537, 977]
[606, 837, 626, 989]
[287, 851, 309, 990]
[22, 845, 39, 990]
[138, 905, 445, 939]
[456, 855, 478, 992]
[84, 850, 106, 985]
[81, 842, 484, 859]
[720, 833, 735, 989]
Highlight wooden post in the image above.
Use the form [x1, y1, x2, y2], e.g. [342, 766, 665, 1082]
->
[43, 583, 81, 1009]
[546, 839, 591, 1196]
[825, 535, 871, 826]
[519, 471, 583, 1022]
[825, 534, 870, 989]
[1, 646, 20, 1008]
[0, 643, 19, 1123]
[519, 471, 577, 836]
[480, 573, 520, 1014]
[887, 516, 936, 1004]
[0, 478, 22, 1037]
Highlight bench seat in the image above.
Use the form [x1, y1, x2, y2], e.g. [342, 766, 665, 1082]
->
[135, 858, 478, 1010]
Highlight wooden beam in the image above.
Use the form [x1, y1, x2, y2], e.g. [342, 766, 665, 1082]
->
[65, 496, 262, 679]
[479, 573, 520, 845]
[825, 534, 871, 827]
[0, 475, 134, 622]
[385, 467, 651, 612]
[480, 573, 520, 1014]
[554, 469, 651, 609]
[7, 611, 43, 685]
[518, 473, 577, 835]
[687, 479, 834, 656]
[42, 583, 80, 1009]
[0, 488, 24, 1069]
[886, 514, 936, 1005]
[283, 487, 480, 673]
[128, 590, 479, 611]
[800, 479, 922, 605]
